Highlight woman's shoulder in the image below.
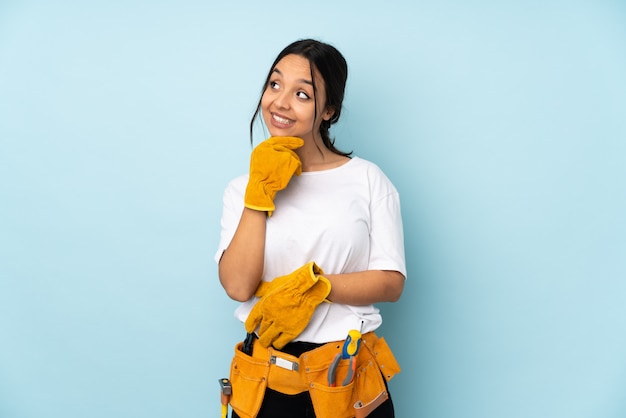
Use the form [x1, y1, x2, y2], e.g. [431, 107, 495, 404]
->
[349, 157, 392, 180]
[350, 156, 381, 170]
[349, 157, 399, 195]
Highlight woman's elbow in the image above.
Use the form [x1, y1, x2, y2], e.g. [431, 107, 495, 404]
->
[385, 271, 405, 302]
[218, 269, 259, 302]
[223, 287, 250, 302]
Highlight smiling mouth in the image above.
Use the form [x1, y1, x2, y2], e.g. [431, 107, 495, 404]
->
[272, 113, 294, 125]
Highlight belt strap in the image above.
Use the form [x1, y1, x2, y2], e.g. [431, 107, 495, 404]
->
[354, 391, 389, 418]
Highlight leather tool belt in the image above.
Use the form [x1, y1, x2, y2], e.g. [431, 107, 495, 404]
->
[228, 332, 401, 418]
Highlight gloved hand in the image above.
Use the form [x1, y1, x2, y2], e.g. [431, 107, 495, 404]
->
[245, 262, 332, 349]
[252, 263, 330, 300]
[244, 136, 304, 216]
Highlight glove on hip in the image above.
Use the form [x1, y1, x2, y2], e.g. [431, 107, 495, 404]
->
[245, 262, 332, 349]
[244, 136, 304, 216]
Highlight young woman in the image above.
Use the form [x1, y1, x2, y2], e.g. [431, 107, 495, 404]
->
[216, 39, 406, 418]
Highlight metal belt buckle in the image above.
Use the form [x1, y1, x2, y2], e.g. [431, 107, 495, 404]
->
[270, 355, 299, 371]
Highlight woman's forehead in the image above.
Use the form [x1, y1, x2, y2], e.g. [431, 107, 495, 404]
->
[273, 54, 324, 88]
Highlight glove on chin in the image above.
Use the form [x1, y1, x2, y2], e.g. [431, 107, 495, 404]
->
[244, 136, 304, 216]
[245, 262, 332, 349]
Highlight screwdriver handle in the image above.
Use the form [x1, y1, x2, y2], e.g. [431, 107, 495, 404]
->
[342, 329, 362, 359]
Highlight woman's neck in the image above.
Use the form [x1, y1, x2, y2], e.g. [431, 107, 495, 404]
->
[297, 142, 349, 172]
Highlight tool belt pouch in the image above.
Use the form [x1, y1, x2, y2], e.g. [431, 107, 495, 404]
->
[353, 335, 401, 418]
[306, 333, 401, 418]
[363, 334, 401, 382]
[228, 342, 269, 418]
[306, 345, 356, 418]
[228, 333, 401, 418]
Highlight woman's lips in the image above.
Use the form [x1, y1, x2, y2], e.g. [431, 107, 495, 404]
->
[271, 113, 294, 128]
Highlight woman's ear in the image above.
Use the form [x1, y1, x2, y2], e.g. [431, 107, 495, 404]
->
[323, 106, 336, 121]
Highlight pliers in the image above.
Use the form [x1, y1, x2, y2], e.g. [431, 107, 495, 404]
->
[327, 353, 342, 387]
[327, 351, 358, 387]
[327, 327, 362, 387]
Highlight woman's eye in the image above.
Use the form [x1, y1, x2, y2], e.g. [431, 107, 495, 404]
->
[269, 81, 279, 89]
[297, 91, 310, 99]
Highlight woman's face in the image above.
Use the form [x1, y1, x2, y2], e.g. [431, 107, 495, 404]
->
[261, 54, 333, 142]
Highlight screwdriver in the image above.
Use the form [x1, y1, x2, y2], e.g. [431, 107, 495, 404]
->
[341, 322, 363, 386]
[328, 322, 364, 387]
[342, 321, 363, 359]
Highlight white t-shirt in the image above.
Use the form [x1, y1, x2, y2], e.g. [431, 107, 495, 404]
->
[215, 157, 406, 343]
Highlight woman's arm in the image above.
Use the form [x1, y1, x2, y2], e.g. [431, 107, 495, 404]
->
[219, 137, 306, 301]
[218, 208, 267, 302]
[324, 270, 405, 306]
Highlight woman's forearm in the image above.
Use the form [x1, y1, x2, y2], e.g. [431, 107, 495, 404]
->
[219, 208, 405, 305]
[324, 270, 405, 306]
[218, 208, 267, 302]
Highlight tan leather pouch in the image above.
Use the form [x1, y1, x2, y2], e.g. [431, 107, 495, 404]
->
[305, 342, 357, 418]
[309, 378, 356, 418]
[304, 333, 401, 418]
[352, 334, 401, 418]
[228, 342, 269, 418]
[363, 334, 401, 382]
[228, 333, 401, 418]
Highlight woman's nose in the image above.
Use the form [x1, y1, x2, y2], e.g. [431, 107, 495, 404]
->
[274, 91, 290, 109]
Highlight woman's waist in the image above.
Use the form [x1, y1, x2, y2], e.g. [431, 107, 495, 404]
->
[235, 301, 382, 344]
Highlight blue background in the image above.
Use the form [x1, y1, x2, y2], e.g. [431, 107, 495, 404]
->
[1, 1, 625, 417]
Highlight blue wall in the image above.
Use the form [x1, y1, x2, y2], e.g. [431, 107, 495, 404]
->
[1, 1, 625, 417]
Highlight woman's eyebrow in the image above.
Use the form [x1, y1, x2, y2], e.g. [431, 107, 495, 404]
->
[272, 68, 313, 86]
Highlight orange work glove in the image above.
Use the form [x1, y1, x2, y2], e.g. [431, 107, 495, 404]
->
[244, 136, 304, 216]
[245, 262, 332, 349]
